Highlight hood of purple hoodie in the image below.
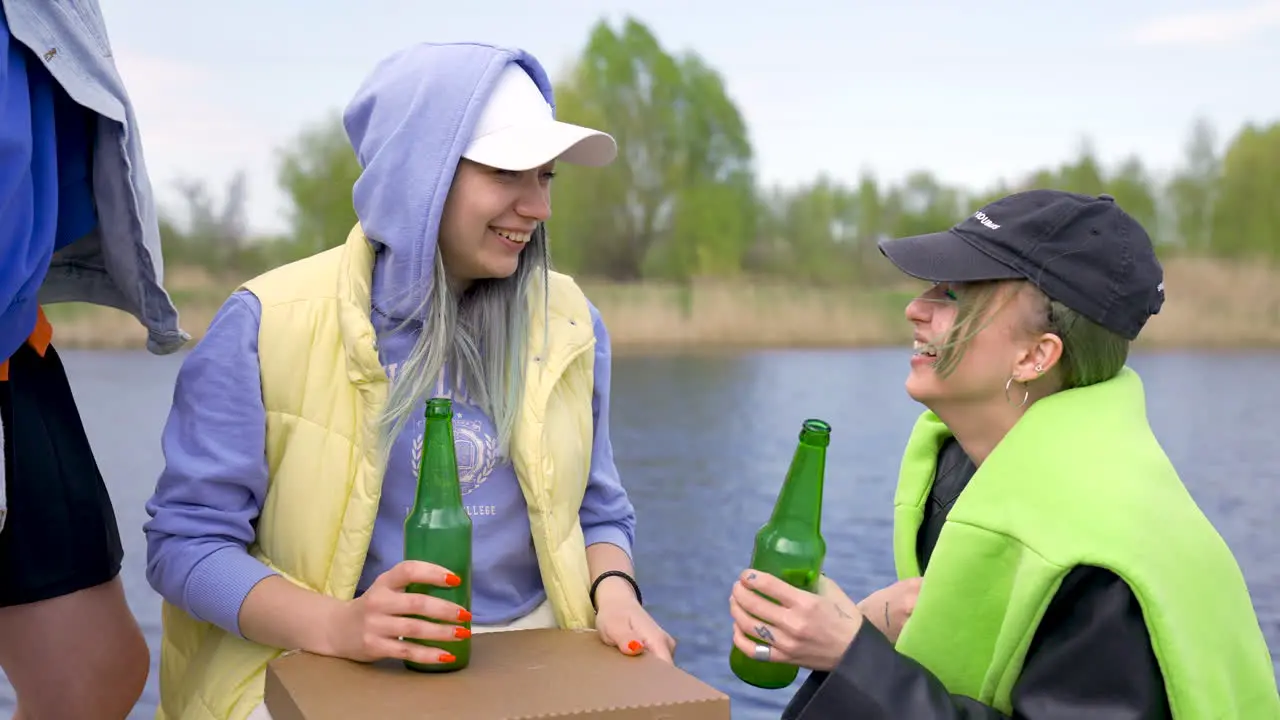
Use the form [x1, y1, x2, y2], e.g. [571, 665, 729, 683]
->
[342, 42, 560, 322]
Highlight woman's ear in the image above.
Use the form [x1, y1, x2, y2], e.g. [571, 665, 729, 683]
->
[1015, 332, 1063, 382]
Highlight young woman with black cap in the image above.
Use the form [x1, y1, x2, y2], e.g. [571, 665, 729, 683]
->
[726, 189, 1280, 718]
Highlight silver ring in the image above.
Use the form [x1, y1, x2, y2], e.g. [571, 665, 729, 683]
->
[753, 643, 771, 662]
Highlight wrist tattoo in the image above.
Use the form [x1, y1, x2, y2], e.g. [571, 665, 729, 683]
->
[836, 604, 853, 620]
[884, 602, 892, 632]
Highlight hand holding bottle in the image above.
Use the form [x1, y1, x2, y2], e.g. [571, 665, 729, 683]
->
[327, 560, 472, 666]
[402, 397, 473, 672]
[729, 418, 831, 689]
[729, 569, 863, 673]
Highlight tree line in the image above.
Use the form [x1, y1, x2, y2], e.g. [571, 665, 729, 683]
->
[160, 16, 1280, 287]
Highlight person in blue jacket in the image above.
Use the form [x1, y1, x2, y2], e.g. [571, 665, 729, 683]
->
[0, 1, 187, 717]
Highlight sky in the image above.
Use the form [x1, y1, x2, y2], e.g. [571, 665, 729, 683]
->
[97, 0, 1280, 235]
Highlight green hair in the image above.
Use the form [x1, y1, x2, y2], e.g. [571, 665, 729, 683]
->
[930, 280, 1129, 391]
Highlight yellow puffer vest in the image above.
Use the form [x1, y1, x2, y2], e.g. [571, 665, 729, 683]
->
[155, 225, 599, 720]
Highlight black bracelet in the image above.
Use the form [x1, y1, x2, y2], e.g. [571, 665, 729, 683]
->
[590, 570, 642, 611]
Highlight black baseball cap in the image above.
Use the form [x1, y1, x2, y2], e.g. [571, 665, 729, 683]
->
[877, 189, 1165, 340]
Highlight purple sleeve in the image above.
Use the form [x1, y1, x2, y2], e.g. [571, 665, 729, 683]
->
[143, 289, 276, 637]
[577, 300, 637, 559]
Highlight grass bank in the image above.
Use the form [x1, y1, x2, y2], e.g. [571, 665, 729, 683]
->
[40, 257, 1280, 353]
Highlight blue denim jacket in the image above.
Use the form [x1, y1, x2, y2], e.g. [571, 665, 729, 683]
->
[3, 0, 188, 355]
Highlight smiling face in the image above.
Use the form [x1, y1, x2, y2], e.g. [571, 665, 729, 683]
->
[436, 158, 556, 290]
[905, 280, 1064, 409]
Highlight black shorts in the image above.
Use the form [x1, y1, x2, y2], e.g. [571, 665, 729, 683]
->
[0, 342, 123, 607]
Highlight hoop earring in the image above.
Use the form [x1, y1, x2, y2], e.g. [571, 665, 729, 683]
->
[1005, 376, 1029, 408]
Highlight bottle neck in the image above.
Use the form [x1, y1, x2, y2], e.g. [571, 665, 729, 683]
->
[770, 441, 826, 530]
[413, 415, 463, 511]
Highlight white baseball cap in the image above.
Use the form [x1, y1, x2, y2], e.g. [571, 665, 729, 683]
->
[461, 63, 617, 171]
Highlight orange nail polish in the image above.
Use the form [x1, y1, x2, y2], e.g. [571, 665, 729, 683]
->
[439, 653, 457, 663]
[445, 573, 462, 587]
[454, 626, 471, 639]
[627, 640, 643, 653]
[457, 608, 472, 622]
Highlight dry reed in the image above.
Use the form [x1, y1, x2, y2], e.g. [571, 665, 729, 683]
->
[38, 257, 1280, 353]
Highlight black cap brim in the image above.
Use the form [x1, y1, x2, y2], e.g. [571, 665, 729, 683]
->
[878, 229, 1025, 283]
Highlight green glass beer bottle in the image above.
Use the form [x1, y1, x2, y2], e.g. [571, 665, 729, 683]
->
[403, 397, 473, 672]
[730, 418, 830, 689]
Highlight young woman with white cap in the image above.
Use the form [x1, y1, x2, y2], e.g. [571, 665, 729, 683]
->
[143, 42, 673, 719]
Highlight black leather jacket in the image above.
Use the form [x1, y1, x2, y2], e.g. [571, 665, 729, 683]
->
[782, 438, 1173, 719]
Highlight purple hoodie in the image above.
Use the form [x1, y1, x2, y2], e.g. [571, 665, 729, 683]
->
[142, 43, 636, 635]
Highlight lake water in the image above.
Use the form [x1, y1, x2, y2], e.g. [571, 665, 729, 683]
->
[2, 347, 1277, 718]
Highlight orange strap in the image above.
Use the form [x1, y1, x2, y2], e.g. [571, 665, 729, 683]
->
[0, 307, 53, 382]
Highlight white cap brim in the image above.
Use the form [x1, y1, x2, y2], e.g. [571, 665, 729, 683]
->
[462, 120, 618, 172]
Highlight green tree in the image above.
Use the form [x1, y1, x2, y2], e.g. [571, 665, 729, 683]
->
[1167, 118, 1220, 253]
[884, 171, 965, 240]
[158, 171, 250, 269]
[154, 17, 1280, 295]
[1055, 139, 1107, 195]
[548, 17, 756, 281]
[1210, 122, 1280, 261]
[769, 176, 859, 283]
[276, 113, 362, 254]
[1105, 155, 1159, 236]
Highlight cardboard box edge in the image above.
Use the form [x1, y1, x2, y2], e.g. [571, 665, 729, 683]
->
[502, 698, 732, 720]
[264, 657, 308, 720]
[263, 644, 733, 719]
[503, 692, 732, 719]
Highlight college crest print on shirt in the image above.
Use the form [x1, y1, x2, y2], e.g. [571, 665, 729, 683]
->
[410, 411, 499, 496]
